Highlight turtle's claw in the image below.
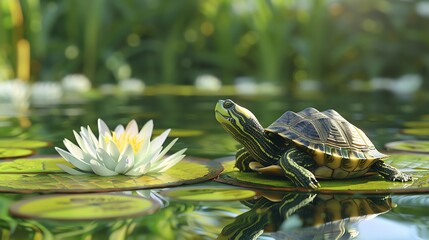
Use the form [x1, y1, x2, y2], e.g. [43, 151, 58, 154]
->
[389, 173, 414, 182]
[306, 176, 321, 189]
[293, 171, 320, 189]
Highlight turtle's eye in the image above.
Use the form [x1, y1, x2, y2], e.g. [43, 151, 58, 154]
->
[223, 100, 234, 109]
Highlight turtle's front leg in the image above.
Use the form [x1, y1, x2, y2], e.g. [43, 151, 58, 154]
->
[370, 161, 413, 182]
[279, 148, 320, 189]
[235, 147, 256, 171]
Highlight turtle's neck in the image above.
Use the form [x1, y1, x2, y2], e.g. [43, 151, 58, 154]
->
[224, 118, 283, 166]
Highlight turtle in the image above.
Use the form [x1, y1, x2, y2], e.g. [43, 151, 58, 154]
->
[214, 99, 413, 189]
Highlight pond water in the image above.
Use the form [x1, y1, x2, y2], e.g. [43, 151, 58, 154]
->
[1, 90, 429, 239]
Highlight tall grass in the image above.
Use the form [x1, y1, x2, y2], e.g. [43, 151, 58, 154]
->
[0, 0, 427, 89]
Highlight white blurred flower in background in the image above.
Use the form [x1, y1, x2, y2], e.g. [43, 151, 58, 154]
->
[30, 82, 63, 105]
[0, 79, 30, 114]
[61, 74, 91, 93]
[234, 76, 258, 95]
[390, 74, 422, 97]
[416, 1, 429, 17]
[194, 74, 222, 91]
[370, 74, 422, 97]
[119, 78, 145, 94]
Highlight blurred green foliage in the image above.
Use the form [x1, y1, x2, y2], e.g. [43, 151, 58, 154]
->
[1, 0, 428, 90]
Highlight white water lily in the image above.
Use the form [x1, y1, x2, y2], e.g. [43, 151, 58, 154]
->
[0, 79, 30, 114]
[55, 119, 187, 176]
[61, 74, 91, 93]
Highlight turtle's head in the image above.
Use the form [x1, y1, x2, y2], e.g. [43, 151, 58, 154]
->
[215, 99, 263, 138]
[215, 99, 282, 163]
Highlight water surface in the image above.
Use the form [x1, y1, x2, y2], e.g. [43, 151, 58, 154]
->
[1, 91, 428, 239]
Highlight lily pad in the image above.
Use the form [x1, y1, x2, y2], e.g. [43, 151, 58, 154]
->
[0, 157, 72, 173]
[9, 194, 159, 221]
[403, 121, 429, 128]
[0, 148, 34, 159]
[385, 140, 429, 154]
[401, 128, 429, 136]
[153, 129, 204, 137]
[215, 154, 429, 194]
[0, 157, 223, 193]
[0, 139, 50, 149]
[161, 186, 257, 201]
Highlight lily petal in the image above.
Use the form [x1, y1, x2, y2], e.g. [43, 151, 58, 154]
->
[86, 125, 99, 147]
[106, 139, 121, 161]
[125, 120, 139, 135]
[125, 162, 151, 176]
[55, 147, 92, 171]
[73, 130, 87, 152]
[96, 148, 117, 170]
[150, 138, 178, 165]
[114, 125, 125, 137]
[134, 139, 149, 165]
[57, 164, 89, 175]
[98, 119, 111, 149]
[63, 138, 85, 161]
[138, 120, 153, 141]
[134, 145, 161, 168]
[151, 148, 187, 172]
[149, 129, 170, 154]
[98, 118, 111, 137]
[79, 127, 98, 159]
[154, 154, 186, 172]
[90, 159, 118, 176]
[115, 144, 134, 173]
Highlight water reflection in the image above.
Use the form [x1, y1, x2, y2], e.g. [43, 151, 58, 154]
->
[218, 192, 392, 240]
[388, 195, 429, 239]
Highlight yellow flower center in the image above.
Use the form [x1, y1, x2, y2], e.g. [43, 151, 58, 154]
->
[105, 132, 143, 153]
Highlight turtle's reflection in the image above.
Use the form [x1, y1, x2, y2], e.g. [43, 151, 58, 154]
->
[217, 192, 392, 240]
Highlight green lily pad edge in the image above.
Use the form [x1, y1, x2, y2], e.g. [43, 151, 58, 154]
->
[0, 148, 34, 159]
[0, 139, 51, 159]
[215, 153, 429, 194]
[385, 140, 429, 154]
[0, 139, 50, 149]
[9, 193, 160, 221]
[161, 186, 257, 202]
[0, 156, 223, 193]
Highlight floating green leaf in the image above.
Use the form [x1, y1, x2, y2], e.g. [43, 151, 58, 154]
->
[403, 121, 429, 128]
[0, 140, 50, 149]
[0, 148, 33, 159]
[0, 157, 223, 193]
[402, 128, 429, 136]
[9, 194, 160, 221]
[162, 187, 257, 201]
[153, 129, 204, 137]
[0, 157, 72, 173]
[216, 154, 429, 194]
[385, 140, 429, 154]
[0, 125, 23, 137]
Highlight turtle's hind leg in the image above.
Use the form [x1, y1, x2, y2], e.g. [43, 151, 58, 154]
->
[371, 161, 413, 182]
[279, 148, 320, 189]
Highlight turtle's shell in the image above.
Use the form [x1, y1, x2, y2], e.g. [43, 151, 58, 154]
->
[265, 107, 388, 179]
